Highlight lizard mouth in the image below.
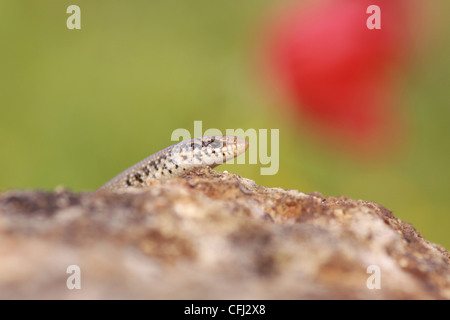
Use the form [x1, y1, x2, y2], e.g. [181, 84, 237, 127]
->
[221, 136, 248, 159]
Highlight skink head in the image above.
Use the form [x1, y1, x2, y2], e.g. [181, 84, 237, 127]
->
[171, 135, 248, 168]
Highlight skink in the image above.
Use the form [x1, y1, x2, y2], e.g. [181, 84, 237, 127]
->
[99, 136, 248, 191]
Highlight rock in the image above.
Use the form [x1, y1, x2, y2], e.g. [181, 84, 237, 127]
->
[0, 167, 448, 299]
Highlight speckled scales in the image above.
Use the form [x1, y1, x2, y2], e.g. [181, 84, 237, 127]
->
[99, 136, 248, 191]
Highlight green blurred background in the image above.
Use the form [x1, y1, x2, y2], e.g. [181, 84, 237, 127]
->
[0, 1, 449, 249]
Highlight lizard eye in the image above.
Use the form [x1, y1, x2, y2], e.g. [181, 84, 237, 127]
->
[209, 140, 221, 148]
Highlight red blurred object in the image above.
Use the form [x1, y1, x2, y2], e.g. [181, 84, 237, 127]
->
[263, 0, 416, 155]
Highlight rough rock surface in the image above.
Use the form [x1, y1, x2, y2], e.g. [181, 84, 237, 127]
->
[0, 168, 448, 299]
